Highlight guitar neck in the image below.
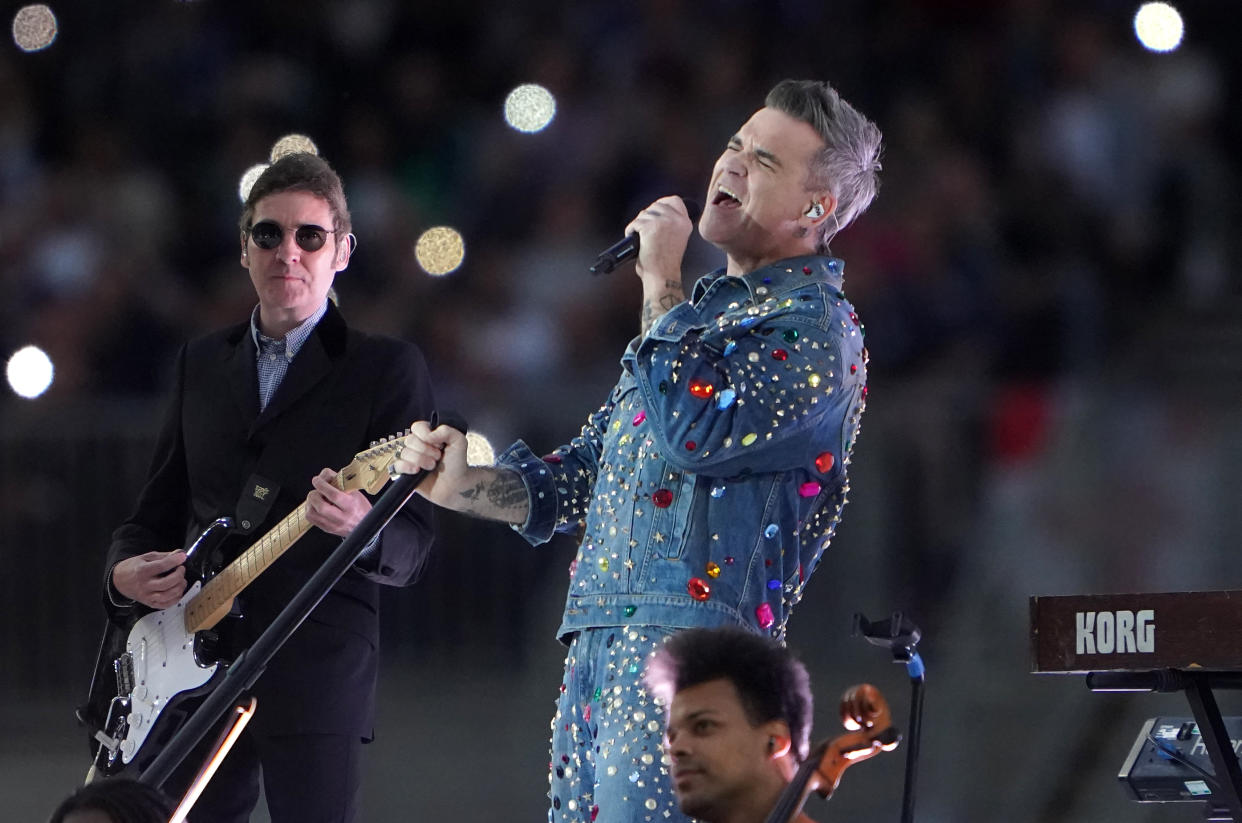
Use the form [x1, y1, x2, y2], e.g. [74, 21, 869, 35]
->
[183, 503, 314, 634]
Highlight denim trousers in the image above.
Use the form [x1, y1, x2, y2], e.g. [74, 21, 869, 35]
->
[548, 626, 693, 823]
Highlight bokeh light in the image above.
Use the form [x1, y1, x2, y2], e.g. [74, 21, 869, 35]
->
[1134, 2, 1184, 53]
[6, 345, 54, 399]
[503, 84, 557, 133]
[12, 4, 57, 52]
[465, 432, 496, 466]
[238, 163, 269, 203]
[414, 226, 465, 275]
[270, 134, 319, 161]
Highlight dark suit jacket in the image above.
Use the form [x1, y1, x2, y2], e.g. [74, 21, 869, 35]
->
[104, 302, 435, 740]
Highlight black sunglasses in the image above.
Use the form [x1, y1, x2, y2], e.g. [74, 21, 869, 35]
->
[248, 220, 336, 252]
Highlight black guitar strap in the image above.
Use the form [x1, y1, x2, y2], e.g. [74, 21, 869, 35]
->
[233, 474, 281, 536]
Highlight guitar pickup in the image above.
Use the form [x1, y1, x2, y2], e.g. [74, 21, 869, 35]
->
[114, 652, 134, 697]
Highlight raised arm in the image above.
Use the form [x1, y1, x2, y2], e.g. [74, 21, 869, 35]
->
[626, 195, 694, 336]
[394, 420, 530, 525]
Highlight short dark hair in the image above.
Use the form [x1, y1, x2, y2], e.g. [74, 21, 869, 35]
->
[765, 79, 882, 252]
[48, 777, 176, 823]
[645, 626, 814, 761]
[239, 152, 352, 238]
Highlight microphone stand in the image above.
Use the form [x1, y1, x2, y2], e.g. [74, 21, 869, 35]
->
[854, 612, 925, 823]
[140, 413, 464, 791]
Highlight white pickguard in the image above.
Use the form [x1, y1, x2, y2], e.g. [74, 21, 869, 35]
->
[119, 580, 219, 764]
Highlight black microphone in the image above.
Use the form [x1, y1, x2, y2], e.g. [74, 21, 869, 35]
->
[589, 198, 702, 275]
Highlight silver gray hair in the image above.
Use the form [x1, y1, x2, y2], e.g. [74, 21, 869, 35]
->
[765, 79, 883, 253]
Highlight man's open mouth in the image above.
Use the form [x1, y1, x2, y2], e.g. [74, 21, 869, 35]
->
[712, 186, 741, 208]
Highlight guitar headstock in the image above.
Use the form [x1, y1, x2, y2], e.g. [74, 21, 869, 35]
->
[337, 432, 406, 494]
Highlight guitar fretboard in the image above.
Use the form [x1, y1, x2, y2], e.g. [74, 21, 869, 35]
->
[176, 436, 401, 635]
[182, 503, 313, 634]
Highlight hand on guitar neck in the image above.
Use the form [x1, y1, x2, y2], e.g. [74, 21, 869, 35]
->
[111, 454, 387, 610]
[306, 466, 374, 537]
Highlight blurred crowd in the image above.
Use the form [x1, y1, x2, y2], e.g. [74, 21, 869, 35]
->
[6, 1, 1242, 819]
[2, 0, 1240, 638]
[2, 0, 1241, 645]
[2, 0, 1237, 414]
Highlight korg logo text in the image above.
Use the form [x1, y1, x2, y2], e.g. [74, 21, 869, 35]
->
[1075, 609, 1155, 654]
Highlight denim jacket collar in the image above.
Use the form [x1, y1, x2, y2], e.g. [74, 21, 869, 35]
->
[690, 255, 845, 307]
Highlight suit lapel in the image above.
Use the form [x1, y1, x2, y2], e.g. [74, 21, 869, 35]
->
[226, 325, 261, 429]
[249, 303, 348, 437]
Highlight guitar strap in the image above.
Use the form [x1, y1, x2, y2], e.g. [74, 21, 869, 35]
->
[233, 474, 281, 536]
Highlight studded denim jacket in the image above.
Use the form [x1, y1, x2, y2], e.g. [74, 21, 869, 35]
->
[498, 254, 867, 642]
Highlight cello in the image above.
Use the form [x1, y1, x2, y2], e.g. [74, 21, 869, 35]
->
[763, 683, 900, 823]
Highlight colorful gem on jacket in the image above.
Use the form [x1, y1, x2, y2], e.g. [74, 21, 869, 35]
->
[756, 602, 775, 629]
[772, 349, 788, 361]
[710, 482, 726, 498]
[715, 387, 736, 409]
[815, 451, 835, 473]
[706, 561, 720, 578]
[767, 578, 781, 590]
[688, 378, 714, 399]
[723, 340, 737, 356]
[764, 523, 779, 539]
[652, 489, 673, 508]
[632, 410, 646, 426]
[684, 440, 697, 451]
[783, 328, 800, 343]
[799, 481, 822, 498]
[687, 577, 712, 601]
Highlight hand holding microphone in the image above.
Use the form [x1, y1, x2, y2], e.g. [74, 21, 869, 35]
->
[590, 196, 702, 275]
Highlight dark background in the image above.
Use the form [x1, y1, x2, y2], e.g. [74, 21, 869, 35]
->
[4, 0, 1242, 820]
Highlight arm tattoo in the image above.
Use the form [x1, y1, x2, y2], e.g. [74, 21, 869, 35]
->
[485, 472, 529, 509]
[640, 281, 685, 335]
[456, 469, 528, 521]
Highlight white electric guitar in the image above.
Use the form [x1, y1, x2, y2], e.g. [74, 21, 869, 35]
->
[80, 435, 405, 776]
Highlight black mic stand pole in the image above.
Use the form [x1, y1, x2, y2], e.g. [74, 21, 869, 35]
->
[140, 414, 463, 790]
[855, 612, 925, 823]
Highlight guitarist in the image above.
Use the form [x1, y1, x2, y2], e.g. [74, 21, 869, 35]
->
[644, 627, 819, 823]
[100, 152, 436, 823]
